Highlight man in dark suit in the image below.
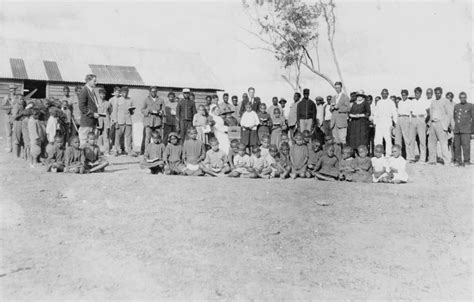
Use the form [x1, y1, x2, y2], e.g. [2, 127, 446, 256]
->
[330, 81, 351, 145]
[239, 87, 261, 116]
[453, 91, 473, 166]
[78, 74, 99, 146]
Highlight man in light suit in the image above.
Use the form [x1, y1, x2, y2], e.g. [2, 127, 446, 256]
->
[78, 74, 99, 146]
[330, 81, 351, 145]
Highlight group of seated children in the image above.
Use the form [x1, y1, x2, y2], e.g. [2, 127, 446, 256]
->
[44, 132, 109, 174]
[140, 126, 409, 183]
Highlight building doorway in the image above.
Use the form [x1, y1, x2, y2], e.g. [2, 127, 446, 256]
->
[23, 80, 46, 98]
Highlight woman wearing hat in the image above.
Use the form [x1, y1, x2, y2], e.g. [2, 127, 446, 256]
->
[348, 90, 371, 152]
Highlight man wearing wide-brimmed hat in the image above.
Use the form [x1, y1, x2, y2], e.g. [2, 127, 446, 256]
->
[1, 84, 18, 152]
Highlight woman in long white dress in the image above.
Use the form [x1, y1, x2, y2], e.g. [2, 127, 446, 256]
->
[209, 104, 230, 155]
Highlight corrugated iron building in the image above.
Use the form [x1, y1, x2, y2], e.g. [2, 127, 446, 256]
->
[0, 38, 223, 103]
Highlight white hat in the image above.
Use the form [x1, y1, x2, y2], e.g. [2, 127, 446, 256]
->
[182, 88, 190, 93]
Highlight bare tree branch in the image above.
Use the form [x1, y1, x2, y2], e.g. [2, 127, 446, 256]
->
[301, 61, 335, 89]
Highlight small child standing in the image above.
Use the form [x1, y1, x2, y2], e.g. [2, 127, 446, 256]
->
[28, 108, 45, 167]
[97, 88, 111, 153]
[229, 143, 257, 178]
[45, 134, 65, 172]
[164, 132, 183, 175]
[290, 132, 308, 179]
[277, 142, 292, 179]
[140, 130, 165, 174]
[314, 144, 339, 181]
[338, 145, 355, 181]
[372, 144, 389, 183]
[64, 136, 85, 174]
[182, 127, 206, 176]
[240, 103, 260, 152]
[61, 100, 72, 144]
[193, 105, 210, 145]
[83, 132, 110, 173]
[201, 137, 230, 176]
[257, 103, 272, 143]
[270, 107, 286, 147]
[386, 144, 409, 184]
[260, 135, 270, 158]
[352, 145, 373, 183]
[46, 107, 60, 157]
[21, 105, 32, 162]
[306, 140, 323, 178]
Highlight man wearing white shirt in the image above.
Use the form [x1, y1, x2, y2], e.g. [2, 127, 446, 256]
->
[371, 88, 398, 155]
[410, 87, 430, 163]
[395, 89, 415, 162]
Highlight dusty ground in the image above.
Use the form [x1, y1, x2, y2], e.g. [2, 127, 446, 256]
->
[0, 142, 472, 299]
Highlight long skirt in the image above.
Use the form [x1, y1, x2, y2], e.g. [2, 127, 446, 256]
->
[348, 118, 369, 151]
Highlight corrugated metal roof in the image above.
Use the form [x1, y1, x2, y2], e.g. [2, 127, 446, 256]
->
[90, 64, 144, 85]
[44, 61, 63, 81]
[10, 58, 28, 79]
[0, 38, 222, 90]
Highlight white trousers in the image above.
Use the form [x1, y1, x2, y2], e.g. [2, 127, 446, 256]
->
[374, 120, 392, 156]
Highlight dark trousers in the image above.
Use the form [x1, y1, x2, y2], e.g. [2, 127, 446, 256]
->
[454, 133, 470, 163]
[163, 124, 177, 143]
[179, 120, 192, 143]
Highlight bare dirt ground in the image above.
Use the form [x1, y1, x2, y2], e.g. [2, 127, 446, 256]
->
[0, 142, 472, 300]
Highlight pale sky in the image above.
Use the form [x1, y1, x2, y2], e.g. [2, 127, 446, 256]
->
[0, 0, 472, 103]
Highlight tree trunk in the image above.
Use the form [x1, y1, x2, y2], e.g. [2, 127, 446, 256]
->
[329, 38, 347, 93]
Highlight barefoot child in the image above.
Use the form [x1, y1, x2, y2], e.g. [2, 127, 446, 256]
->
[277, 142, 292, 179]
[64, 136, 85, 174]
[182, 127, 206, 176]
[338, 145, 355, 181]
[192, 105, 210, 145]
[372, 144, 389, 183]
[229, 143, 257, 178]
[227, 139, 240, 171]
[45, 134, 65, 172]
[306, 140, 323, 178]
[290, 132, 308, 179]
[314, 144, 339, 181]
[28, 108, 45, 167]
[249, 146, 267, 178]
[83, 132, 110, 173]
[261, 144, 280, 178]
[140, 130, 165, 174]
[164, 132, 183, 175]
[386, 144, 409, 183]
[201, 137, 230, 176]
[352, 145, 373, 183]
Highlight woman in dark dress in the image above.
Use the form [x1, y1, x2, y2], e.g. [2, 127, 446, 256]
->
[348, 90, 371, 153]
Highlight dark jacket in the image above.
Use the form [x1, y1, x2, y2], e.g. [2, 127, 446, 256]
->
[453, 103, 473, 134]
[78, 86, 98, 128]
[239, 97, 261, 117]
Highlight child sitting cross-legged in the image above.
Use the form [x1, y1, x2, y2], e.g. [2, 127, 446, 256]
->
[338, 145, 355, 181]
[314, 143, 339, 181]
[83, 132, 110, 173]
[140, 130, 165, 174]
[64, 136, 85, 174]
[249, 146, 267, 178]
[182, 127, 205, 176]
[227, 139, 240, 172]
[352, 145, 373, 183]
[386, 144, 409, 184]
[276, 142, 292, 179]
[164, 132, 183, 175]
[290, 132, 308, 179]
[229, 143, 257, 178]
[200, 137, 230, 177]
[45, 134, 66, 173]
[306, 140, 323, 178]
[372, 144, 389, 183]
[261, 144, 280, 178]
